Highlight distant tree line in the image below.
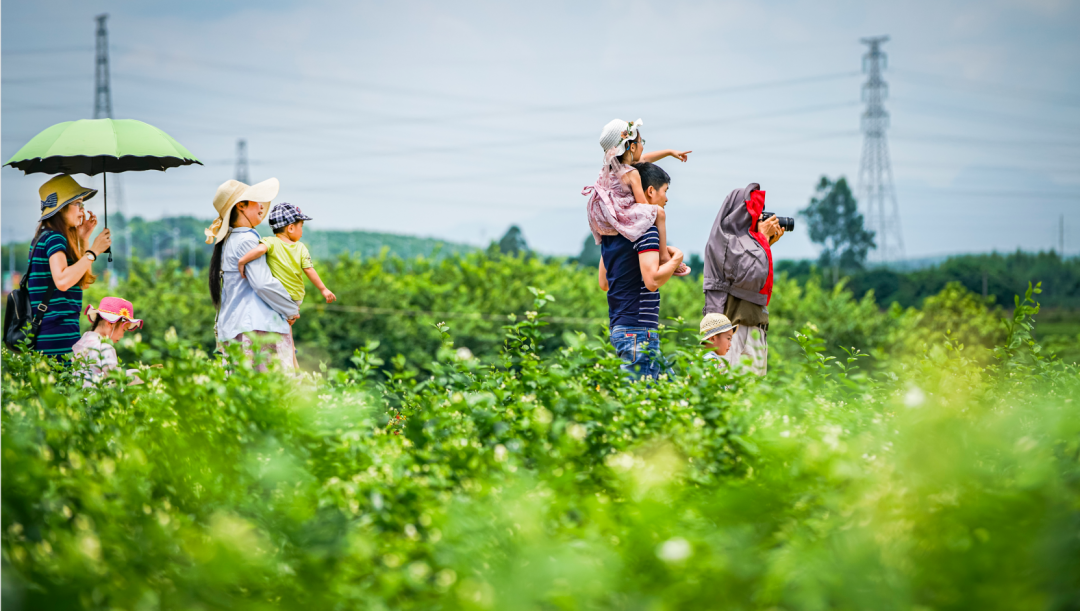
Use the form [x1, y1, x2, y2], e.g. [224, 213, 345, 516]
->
[2, 214, 477, 281]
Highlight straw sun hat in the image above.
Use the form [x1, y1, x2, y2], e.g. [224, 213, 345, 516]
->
[204, 177, 279, 244]
[38, 175, 98, 221]
[700, 313, 736, 342]
[599, 118, 643, 156]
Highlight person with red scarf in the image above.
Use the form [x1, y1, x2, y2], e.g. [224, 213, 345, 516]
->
[702, 183, 785, 375]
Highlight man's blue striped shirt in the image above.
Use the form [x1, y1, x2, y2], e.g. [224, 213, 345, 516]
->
[601, 226, 662, 329]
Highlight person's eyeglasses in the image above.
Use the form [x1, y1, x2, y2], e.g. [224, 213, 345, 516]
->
[74, 201, 85, 210]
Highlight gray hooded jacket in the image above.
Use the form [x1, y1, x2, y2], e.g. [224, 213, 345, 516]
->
[703, 183, 771, 306]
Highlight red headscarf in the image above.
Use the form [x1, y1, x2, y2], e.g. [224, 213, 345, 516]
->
[744, 190, 774, 304]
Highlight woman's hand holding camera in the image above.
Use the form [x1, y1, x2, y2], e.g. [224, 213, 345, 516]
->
[760, 216, 785, 245]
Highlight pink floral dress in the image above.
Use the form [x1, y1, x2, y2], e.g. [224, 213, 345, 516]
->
[582, 155, 658, 245]
[72, 331, 141, 387]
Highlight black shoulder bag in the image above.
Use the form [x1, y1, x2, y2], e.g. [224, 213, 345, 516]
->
[3, 237, 57, 351]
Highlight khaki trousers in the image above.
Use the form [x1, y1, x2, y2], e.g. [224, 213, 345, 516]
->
[722, 325, 768, 376]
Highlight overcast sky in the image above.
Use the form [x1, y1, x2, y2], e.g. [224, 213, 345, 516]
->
[3, 0, 1079, 261]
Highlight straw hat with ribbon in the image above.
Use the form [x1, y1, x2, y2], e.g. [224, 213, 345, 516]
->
[204, 177, 279, 244]
[38, 174, 98, 221]
[700, 313, 736, 342]
[85, 296, 144, 329]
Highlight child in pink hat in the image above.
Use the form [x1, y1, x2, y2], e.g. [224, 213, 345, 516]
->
[72, 296, 145, 387]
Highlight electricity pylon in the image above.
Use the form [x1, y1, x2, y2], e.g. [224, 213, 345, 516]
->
[857, 36, 905, 263]
[235, 139, 250, 184]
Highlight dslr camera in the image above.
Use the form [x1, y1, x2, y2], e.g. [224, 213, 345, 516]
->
[760, 212, 794, 232]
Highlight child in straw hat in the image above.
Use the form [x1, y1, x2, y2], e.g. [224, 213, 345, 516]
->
[700, 312, 736, 368]
[72, 296, 145, 387]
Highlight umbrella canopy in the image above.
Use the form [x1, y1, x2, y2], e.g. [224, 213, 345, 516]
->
[4, 118, 202, 175]
[4, 118, 202, 263]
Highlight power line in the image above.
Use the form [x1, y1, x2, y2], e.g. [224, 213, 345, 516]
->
[2, 75, 92, 84]
[890, 96, 1080, 132]
[892, 133, 1080, 149]
[890, 68, 1080, 108]
[246, 102, 861, 165]
[1, 45, 94, 56]
[119, 45, 861, 113]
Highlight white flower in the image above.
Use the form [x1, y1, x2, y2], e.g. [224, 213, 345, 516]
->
[494, 444, 507, 462]
[605, 452, 635, 472]
[567, 423, 586, 440]
[904, 386, 926, 408]
[455, 347, 474, 361]
[657, 537, 691, 562]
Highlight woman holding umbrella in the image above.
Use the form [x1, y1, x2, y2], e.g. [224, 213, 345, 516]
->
[28, 175, 113, 357]
[206, 178, 299, 370]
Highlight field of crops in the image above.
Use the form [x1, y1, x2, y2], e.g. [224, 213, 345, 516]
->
[3, 259, 1079, 609]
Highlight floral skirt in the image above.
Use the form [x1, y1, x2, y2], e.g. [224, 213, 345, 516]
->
[229, 331, 294, 372]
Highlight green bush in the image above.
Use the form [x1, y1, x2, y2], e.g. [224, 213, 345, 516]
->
[83, 253, 931, 373]
[3, 283, 1079, 609]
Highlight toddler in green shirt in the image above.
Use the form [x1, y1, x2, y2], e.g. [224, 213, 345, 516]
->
[238, 203, 336, 362]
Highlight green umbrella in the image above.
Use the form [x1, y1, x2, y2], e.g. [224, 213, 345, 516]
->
[4, 118, 202, 261]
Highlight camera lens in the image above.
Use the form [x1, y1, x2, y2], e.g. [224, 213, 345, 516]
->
[761, 212, 795, 232]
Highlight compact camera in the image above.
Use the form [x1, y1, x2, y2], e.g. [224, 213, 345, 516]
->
[760, 212, 795, 232]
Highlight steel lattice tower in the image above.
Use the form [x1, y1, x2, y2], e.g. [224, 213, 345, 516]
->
[857, 36, 905, 263]
[235, 139, 250, 184]
[94, 15, 113, 120]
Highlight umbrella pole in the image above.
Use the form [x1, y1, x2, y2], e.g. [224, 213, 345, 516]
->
[103, 170, 112, 263]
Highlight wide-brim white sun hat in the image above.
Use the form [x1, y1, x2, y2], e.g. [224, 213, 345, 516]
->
[204, 178, 279, 244]
[599, 118, 643, 156]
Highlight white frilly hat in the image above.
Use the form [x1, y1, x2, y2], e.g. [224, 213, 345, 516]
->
[599, 118, 643, 156]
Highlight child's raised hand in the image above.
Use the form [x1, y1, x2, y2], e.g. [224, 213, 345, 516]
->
[322, 288, 337, 303]
[671, 150, 692, 162]
[238, 260, 247, 279]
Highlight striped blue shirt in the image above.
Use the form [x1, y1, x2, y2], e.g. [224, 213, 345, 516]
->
[27, 230, 83, 356]
[601, 226, 662, 329]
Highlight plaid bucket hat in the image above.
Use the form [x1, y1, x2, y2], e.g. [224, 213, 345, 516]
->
[269, 202, 312, 231]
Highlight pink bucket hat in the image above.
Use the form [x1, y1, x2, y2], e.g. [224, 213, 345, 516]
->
[85, 296, 144, 329]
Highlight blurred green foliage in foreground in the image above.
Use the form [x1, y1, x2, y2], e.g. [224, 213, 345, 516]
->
[3, 281, 1079, 610]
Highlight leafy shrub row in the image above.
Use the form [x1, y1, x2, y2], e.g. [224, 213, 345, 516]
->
[80, 253, 1017, 374]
